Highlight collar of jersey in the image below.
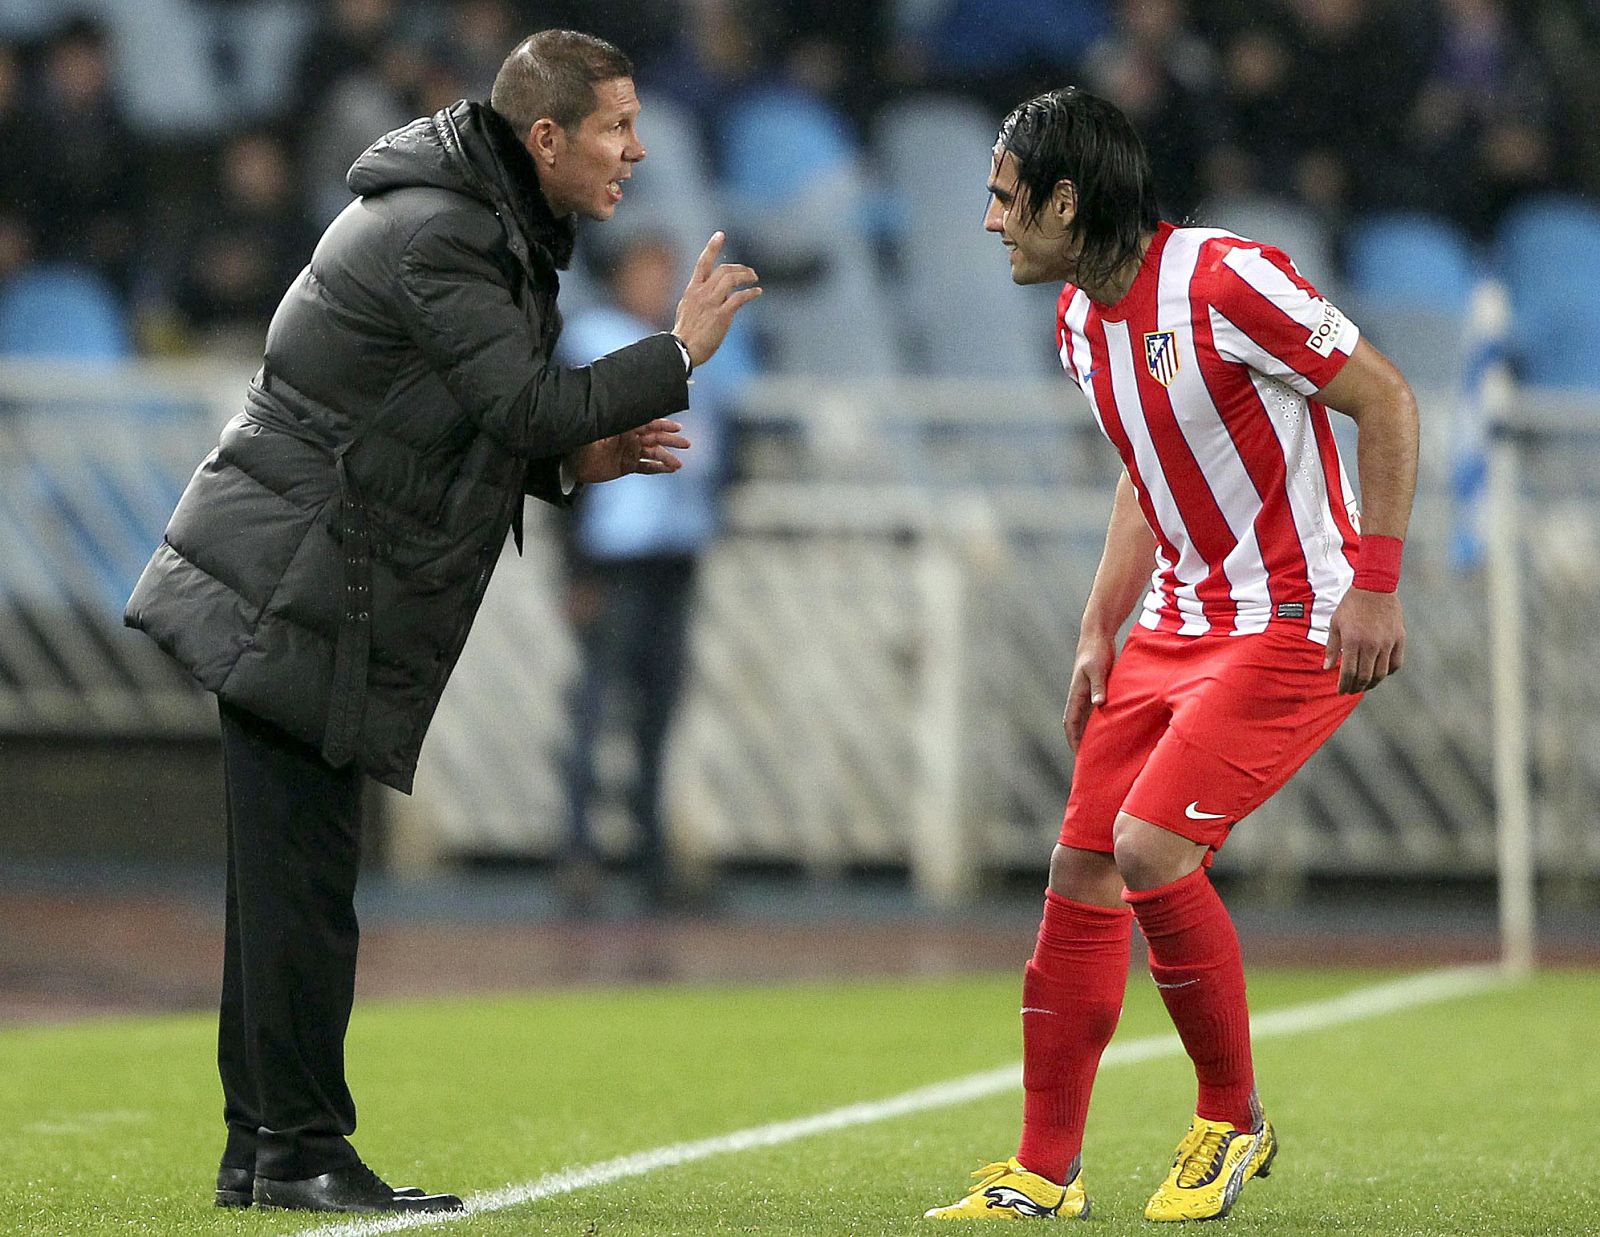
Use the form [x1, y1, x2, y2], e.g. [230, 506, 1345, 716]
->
[1091, 220, 1174, 323]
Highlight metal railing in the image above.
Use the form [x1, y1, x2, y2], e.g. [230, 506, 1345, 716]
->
[0, 360, 248, 736]
[2, 359, 1595, 900]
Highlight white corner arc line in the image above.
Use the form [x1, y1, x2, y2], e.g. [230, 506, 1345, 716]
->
[293, 964, 1507, 1237]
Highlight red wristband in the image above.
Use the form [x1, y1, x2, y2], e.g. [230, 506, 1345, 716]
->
[1352, 534, 1403, 593]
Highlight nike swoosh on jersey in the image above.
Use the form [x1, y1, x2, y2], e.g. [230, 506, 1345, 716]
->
[1184, 801, 1229, 820]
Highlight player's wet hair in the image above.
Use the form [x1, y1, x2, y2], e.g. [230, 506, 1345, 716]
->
[996, 87, 1160, 289]
[491, 29, 634, 136]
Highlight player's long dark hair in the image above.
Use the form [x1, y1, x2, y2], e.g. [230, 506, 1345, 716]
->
[996, 87, 1160, 290]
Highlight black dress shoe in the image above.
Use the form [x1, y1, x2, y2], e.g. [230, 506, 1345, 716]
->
[216, 1163, 430, 1209]
[253, 1162, 463, 1213]
[215, 1166, 254, 1208]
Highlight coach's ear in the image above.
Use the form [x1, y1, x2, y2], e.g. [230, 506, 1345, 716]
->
[1050, 179, 1078, 231]
[527, 116, 563, 169]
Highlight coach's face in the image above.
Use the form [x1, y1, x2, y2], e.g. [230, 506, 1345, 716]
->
[532, 77, 646, 221]
[984, 147, 1075, 285]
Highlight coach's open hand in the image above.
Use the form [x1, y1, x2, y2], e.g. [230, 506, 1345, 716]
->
[1324, 587, 1405, 695]
[672, 232, 761, 367]
[572, 418, 690, 483]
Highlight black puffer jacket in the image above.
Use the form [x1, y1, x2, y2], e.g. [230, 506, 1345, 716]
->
[126, 101, 688, 791]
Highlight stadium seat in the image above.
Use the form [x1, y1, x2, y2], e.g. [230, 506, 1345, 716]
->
[1495, 195, 1600, 389]
[1339, 215, 1478, 391]
[748, 222, 902, 377]
[0, 265, 131, 362]
[716, 90, 899, 375]
[719, 84, 858, 209]
[1345, 213, 1479, 314]
[906, 0, 1109, 76]
[0, 0, 55, 35]
[877, 94, 1059, 379]
[99, 0, 224, 133]
[204, 0, 316, 121]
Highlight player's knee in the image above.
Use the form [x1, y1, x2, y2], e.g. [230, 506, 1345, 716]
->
[1111, 814, 1201, 891]
[1047, 843, 1122, 906]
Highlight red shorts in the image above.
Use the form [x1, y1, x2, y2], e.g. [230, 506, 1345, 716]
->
[1059, 625, 1360, 855]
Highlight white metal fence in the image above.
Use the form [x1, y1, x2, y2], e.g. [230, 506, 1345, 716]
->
[0, 361, 243, 735]
[2, 360, 1596, 901]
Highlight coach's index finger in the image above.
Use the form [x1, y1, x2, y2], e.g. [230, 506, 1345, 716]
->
[692, 231, 726, 284]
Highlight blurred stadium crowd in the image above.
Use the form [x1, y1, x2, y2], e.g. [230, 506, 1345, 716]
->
[0, 0, 1598, 381]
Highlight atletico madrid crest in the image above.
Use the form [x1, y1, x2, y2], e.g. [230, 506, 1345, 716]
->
[1144, 330, 1179, 386]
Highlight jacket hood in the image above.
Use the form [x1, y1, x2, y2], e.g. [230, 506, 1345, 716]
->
[347, 100, 577, 269]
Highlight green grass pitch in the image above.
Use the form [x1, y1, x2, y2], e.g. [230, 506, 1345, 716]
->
[0, 968, 1594, 1235]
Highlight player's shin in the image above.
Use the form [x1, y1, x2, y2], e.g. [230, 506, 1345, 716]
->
[1123, 869, 1257, 1130]
[1015, 890, 1132, 1183]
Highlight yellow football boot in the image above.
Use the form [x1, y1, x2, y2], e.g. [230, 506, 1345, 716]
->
[1143, 1115, 1276, 1222]
[924, 1157, 1089, 1221]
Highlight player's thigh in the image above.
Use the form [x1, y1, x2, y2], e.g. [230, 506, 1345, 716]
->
[1058, 631, 1174, 856]
[1121, 629, 1359, 850]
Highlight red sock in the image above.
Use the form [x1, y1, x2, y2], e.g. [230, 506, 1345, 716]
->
[1124, 868, 1258, 1130]
[1014, 888, 1132, 1184]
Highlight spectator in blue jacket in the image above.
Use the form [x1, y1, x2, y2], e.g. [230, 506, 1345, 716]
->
[560, 229, 745, 909]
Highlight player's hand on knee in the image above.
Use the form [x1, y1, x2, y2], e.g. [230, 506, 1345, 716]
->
[672, 232, 762, 368]
[1325, 588, 1405, 695]
[1064, 634, 1115, 751]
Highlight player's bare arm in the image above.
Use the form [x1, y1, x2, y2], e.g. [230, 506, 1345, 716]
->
[1314, 338, 1420, 695]
[1065, 470, 1158, 750]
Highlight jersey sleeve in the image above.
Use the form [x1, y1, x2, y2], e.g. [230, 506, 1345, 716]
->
[1203, 242, 1360, 395]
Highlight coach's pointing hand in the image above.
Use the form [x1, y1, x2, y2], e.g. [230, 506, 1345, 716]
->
[672, 232, 761, 368]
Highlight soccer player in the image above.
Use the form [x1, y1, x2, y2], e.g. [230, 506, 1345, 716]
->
[925, 88, 1417, 1222]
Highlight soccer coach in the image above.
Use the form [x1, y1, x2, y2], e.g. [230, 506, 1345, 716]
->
[125, 30, 759, 1215]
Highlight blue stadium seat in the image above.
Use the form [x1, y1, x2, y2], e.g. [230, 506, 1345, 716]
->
[0, 265, 132, 361]
[1496, 195, 1600, 389]
[205, 0, 316, 121]
[1342, 214, 1479, 392]
[909, 0, 1109, 76]
[100, 0, 224, 133]
[877, 94, 1058, 379]
[720, 85, 857, 209]
[1345, 213, 1479, 313]
[0, 0, 56, 35]
[718, 88, 899, 375]
[747, 232, 901, 377]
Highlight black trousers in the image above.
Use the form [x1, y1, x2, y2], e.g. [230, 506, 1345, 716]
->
[217, 699, 365, 1180]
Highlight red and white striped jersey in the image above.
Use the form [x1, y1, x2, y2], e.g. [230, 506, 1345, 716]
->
[1057, 221, 1362, 644]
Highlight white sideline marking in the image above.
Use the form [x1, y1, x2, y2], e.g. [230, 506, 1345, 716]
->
[23, 1109, 148, 1136]
[295, 964, 1506, 1237]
